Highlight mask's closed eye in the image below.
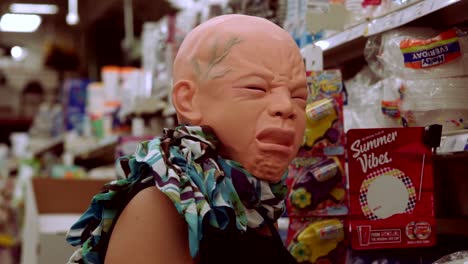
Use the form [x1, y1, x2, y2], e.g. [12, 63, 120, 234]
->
[292, 90, 308, 101]
[292, 95, 307, 100]
[245, 86, 267, 92]
[292, 89, 308, 108]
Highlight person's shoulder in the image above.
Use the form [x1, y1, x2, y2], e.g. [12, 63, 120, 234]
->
[105, 187, 194, 264]
[117, 186, 174, 219]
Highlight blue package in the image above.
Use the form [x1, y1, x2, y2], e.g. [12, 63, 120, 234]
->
[63, 79, 90, 134]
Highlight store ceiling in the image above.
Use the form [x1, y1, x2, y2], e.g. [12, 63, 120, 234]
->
[0, 0, 176, 30]
[0, 0, 177, 58]
[0, 0, 120, 27]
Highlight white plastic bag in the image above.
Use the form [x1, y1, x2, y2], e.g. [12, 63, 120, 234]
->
[365, 27, 468, 80]
[433, 251, 468, 264]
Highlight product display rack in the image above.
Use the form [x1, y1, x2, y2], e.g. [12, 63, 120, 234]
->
[311, 0, 467, 68]
[299, 0, 468, 262]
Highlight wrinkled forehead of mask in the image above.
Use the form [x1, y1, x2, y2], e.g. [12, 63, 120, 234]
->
[173, 14, 302, 83]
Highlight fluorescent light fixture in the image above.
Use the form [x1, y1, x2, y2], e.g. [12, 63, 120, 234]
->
[9, 3, 58, 15]
[66, 13, 79, 25]
[315, 40, 330, 51]
[0, 13, 42, 32]
[66, 0, 79, 25]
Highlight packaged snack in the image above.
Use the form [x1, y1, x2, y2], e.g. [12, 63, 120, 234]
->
[286, 69, 348, 264]
[287, 217, 347, 264]
[63, 79, 90, 134]
[400, 29, 462, 70]
[288, 156, 348, 217]
[303, 70, 345, 156]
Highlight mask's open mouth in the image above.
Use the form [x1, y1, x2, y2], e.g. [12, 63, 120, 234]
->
[256, 128, 295, 148]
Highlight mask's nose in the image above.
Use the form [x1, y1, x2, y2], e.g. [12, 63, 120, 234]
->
[268, 91, 297, 120]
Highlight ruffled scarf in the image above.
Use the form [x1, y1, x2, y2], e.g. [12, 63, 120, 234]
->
[66, 125, 288, 263]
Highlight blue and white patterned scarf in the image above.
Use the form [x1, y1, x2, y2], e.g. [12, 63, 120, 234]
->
[66, 125, 288, 263]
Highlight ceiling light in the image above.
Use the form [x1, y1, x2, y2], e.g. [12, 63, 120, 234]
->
[66, 0, 79, 25]
[0, 13, 42, 33]
[66, 13, 79, 25]
[9, 3, 58, 15]
[11, 46, 28, 61]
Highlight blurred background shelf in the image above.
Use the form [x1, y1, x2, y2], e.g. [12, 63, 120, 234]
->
[437, 219, 468, 236]
[310, 0, 468, 68]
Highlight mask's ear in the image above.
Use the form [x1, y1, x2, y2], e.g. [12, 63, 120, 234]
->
[171, 80, 202, 125]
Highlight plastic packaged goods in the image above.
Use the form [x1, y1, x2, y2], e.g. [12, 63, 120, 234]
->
[142, 20, 171, 99]
[433, 251, 468, 264]
[119, 67, 142, 118]
[438, 131, 468, 153]
[287, 217, 347, 264]
[344, 0, 367, 27]
[28, 103, 63, 138]
[288, 156, 348, 216]
[365, 27, 468, 80]
[63, 79, 90, 135]
[380, 77, 468, 132]
[101, 66, 120, 101]
[344, 67, 400, 131]
[305, 1, 354, 43]
[345, 0, 419, 27]
[282, 0, 300, 39]
[345, 59, 468, 132]
[286, 69, 348, 264]
[401, 77, 468, 111]
[87, 82, 105, 114]
[363, 0, 418, 19]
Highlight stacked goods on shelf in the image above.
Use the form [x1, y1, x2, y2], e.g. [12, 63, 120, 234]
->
[88, 66, 160, 141]
[142, 18, 175, 103]
[355, 0, 421, 21]
[286, 70, 348, 264]
[302, 0, 424, 48]
[0, 177, 19, 264]
[63, 79, 90, 135]
[365, 28, 468, 79]
[303, 0, 462, 53]
[345, 27, 468, 132]
[434, 251, 468, 264]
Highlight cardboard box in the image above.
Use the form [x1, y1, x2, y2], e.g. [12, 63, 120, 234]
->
[21, 178, 110, 264]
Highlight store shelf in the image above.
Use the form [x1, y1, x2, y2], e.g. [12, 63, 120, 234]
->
[303, 0, 464, 68]
[120, 96, 167, 119]
[30, 136, 64, 157]
[75, 136, 119, 160]
[366, 0, 460, 36]
[0, 117, 32, 145]
[315, 0, 461, 52]
[437, 219, 468, 236]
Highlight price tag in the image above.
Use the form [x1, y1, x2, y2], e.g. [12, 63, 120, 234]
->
[301, 44, 323, 71]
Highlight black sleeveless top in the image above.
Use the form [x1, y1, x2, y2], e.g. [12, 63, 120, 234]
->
[102, 180, 298, 264]
[198, 210, 297, 264]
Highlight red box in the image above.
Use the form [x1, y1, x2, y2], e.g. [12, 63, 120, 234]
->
[347, 127, 436, 250]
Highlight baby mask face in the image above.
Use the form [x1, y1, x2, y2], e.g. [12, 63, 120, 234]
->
[187, 16, 307, 182]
